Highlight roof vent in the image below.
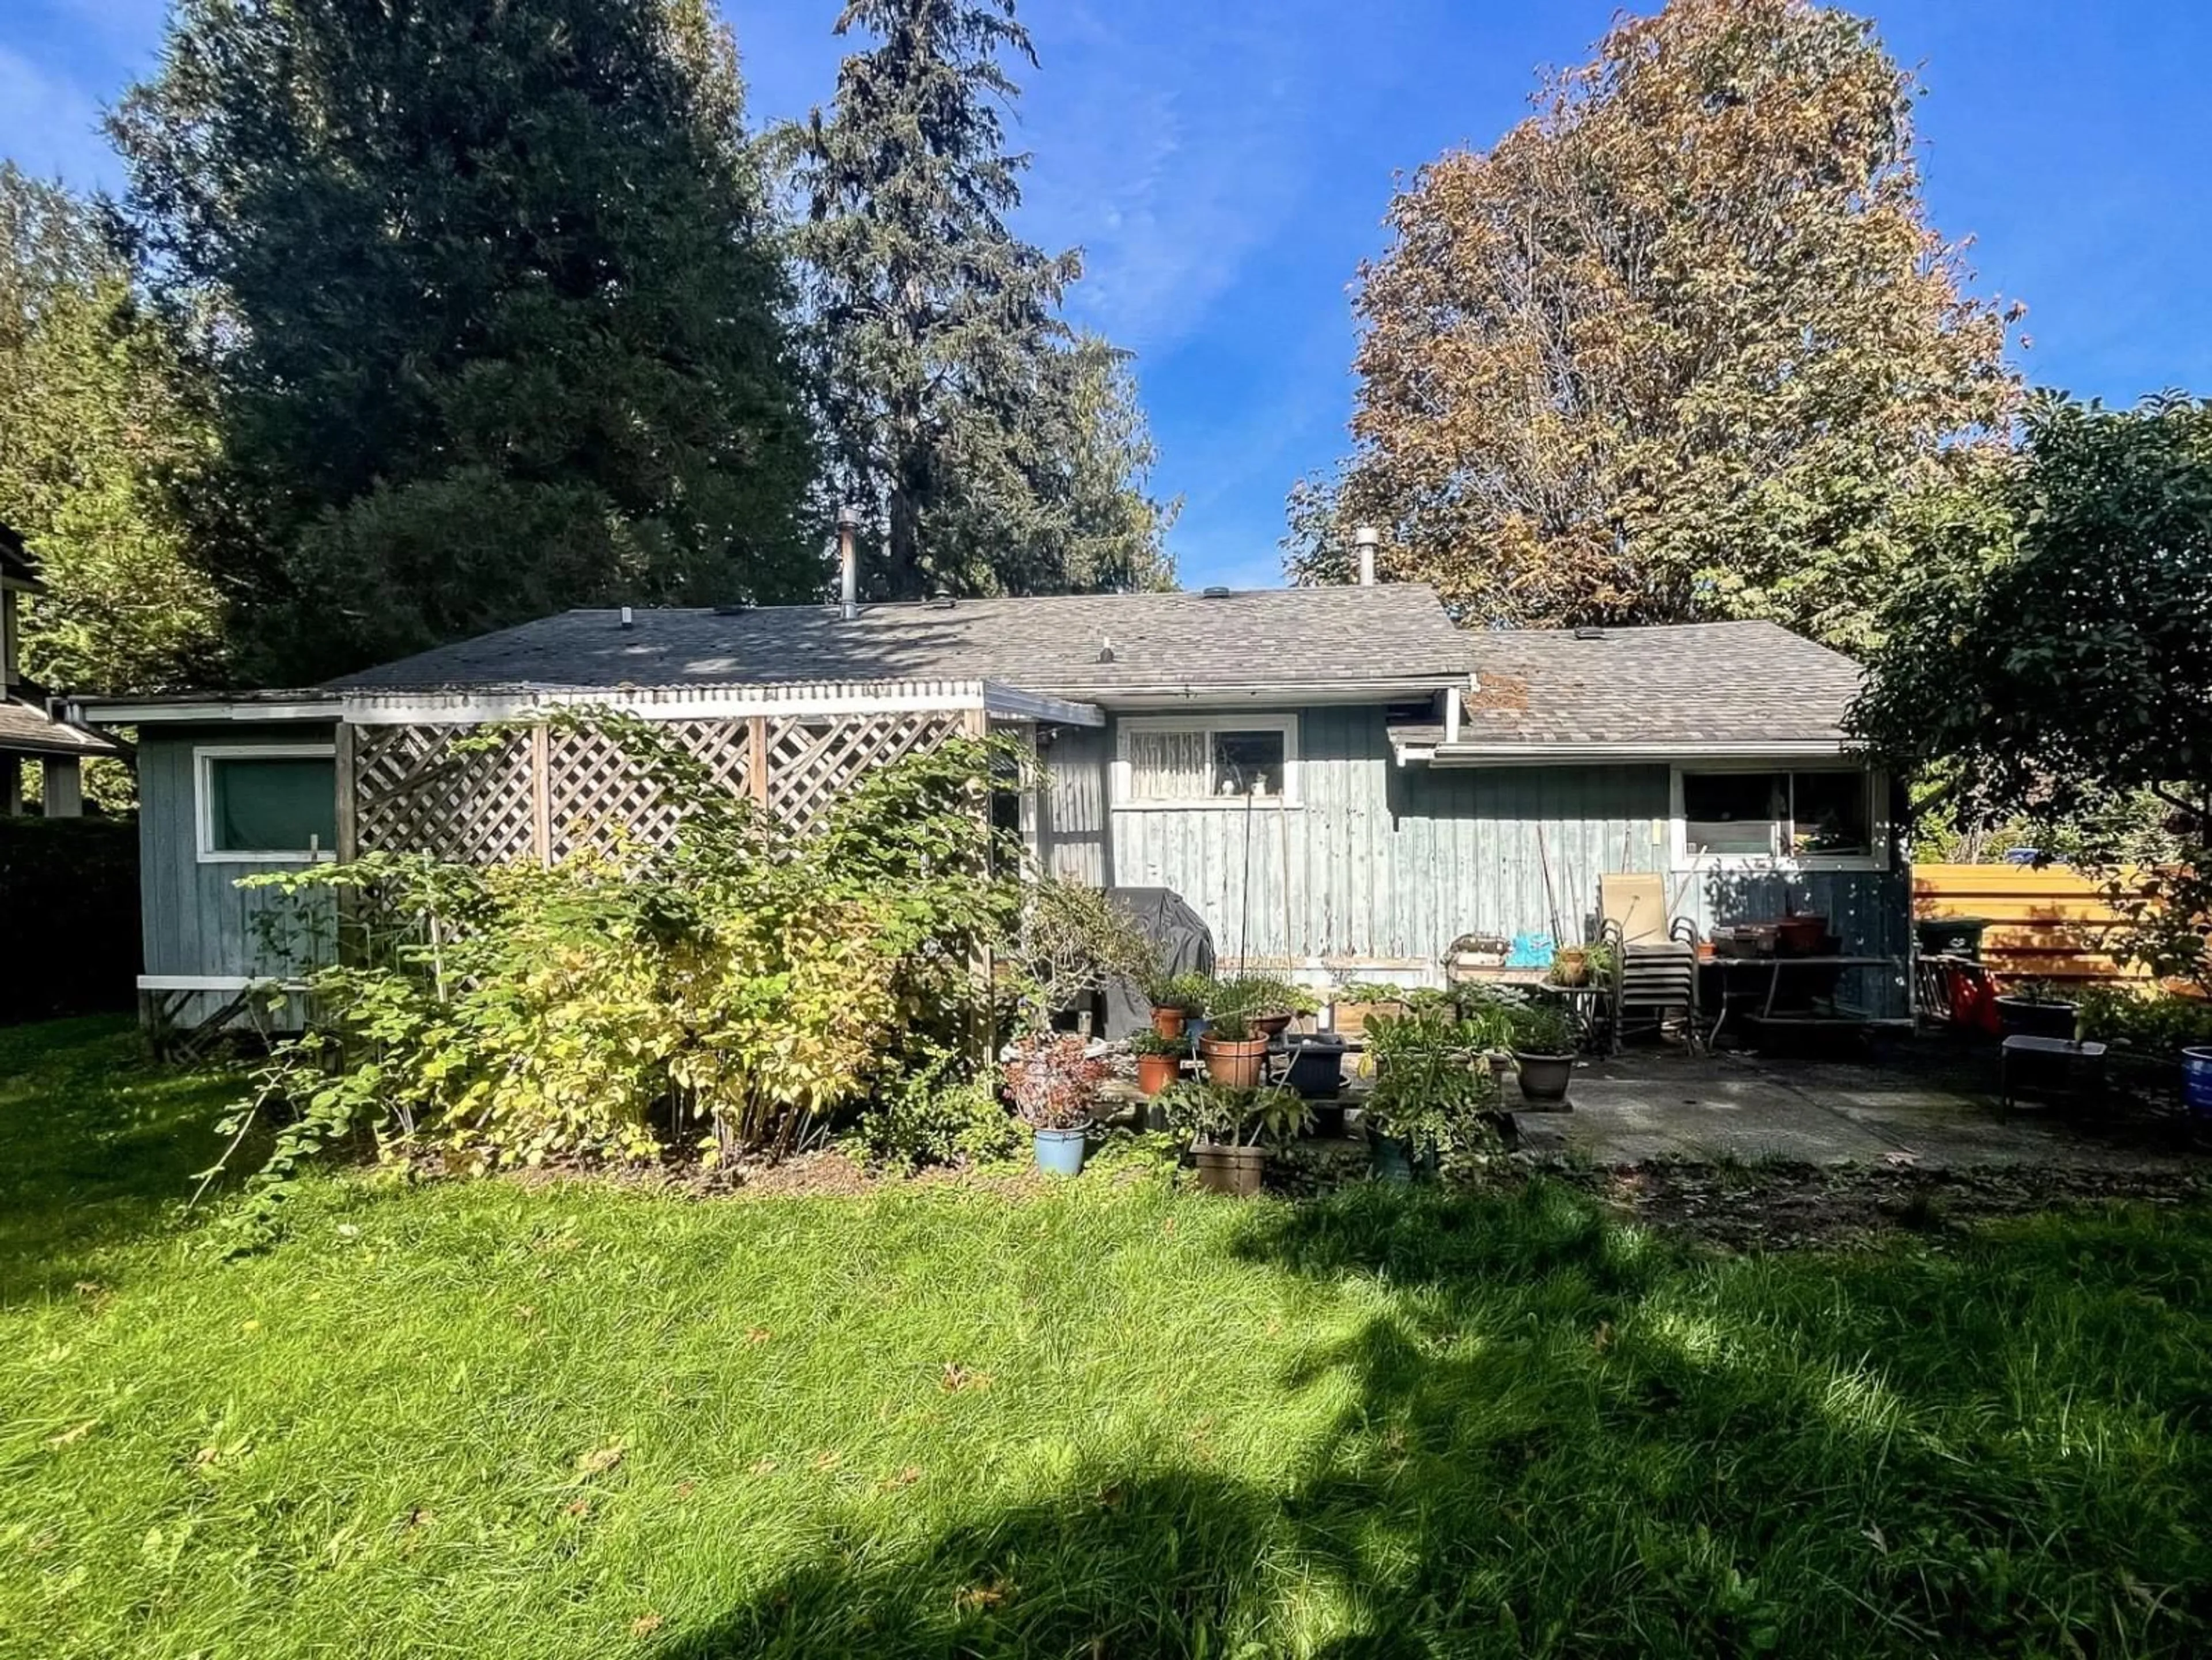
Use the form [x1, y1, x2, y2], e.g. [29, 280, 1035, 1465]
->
[929, 593, 957, 610]
[1096, 636, 1115, 664]
[619, 605, 635, 631]
[1573, 626, 1605, 640]
[1201, 585, 1232, 599]
[712, 602, 751, 616]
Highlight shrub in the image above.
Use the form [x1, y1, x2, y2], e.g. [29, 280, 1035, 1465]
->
[1157, 1081, 1306, 1148]
[210, 719, 1032, 1233]
[1002, 1033, 1111, 1131]
[1142, 969, 1211, 1014]
[2075, 987, 2212, 1062]
[1508, 1001, 1579, 1056]
[850, 1051, 1022, 1171]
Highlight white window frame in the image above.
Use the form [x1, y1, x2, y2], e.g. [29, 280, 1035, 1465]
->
[1669, 761, 1888, 874]
[1112, 714, 1301, 809]
[195, 744, 339, 865]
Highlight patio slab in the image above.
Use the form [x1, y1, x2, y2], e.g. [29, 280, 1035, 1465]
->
[1513, 1048, 2194, 1172]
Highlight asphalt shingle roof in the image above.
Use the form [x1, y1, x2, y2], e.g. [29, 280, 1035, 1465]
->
[1392, 621, 1864, 749]
[334, 585, 1474, 699]
[0, 696, 119, 757]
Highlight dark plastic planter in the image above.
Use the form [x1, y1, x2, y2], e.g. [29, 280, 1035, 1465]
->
[1282, 1033, 1348, 1098]
[2183, 1047, 2212, 1119]
[1193, 1143, 1267, 1196]
[1305, 1102, 1349, 1138]
[1514, 1051, 1575, 1106]
[1032, 1126, 1086, 1176]
[1997, 996, 2078, 1043]
[1368, 1132, 1437, 1184]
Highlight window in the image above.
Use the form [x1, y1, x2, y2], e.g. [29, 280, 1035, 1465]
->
[197, 747, 338, 862]
[1116, 716, 1298, 806]
[1674, 767, 1878, 868]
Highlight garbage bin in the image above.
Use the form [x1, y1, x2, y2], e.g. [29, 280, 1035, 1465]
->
[1915, 917, 1991, 961]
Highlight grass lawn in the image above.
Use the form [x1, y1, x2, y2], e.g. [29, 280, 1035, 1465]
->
[3, 1020, 2211, 1657]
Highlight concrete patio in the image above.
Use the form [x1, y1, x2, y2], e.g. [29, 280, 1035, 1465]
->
[1511, 1047, 2195, 1172]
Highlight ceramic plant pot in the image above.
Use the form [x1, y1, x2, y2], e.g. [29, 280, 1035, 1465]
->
[1136, 1052, 1182, 1097]
[1199, 1034, 1268, 1090]
[1032, 1125, 1087, 1176]
[1193, 1143, 1267, 1197]
[1551, 948, 1592, 987]
[1513, 1052, 1575, 1106]
[1996, 996, 2078, 1043]
[1150, 1006, 1187, 1040]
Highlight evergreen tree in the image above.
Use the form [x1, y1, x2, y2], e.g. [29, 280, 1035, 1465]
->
[790, 0, 1172, 597]
[0, 164, 224, 696]
[111, 0, 816, 682]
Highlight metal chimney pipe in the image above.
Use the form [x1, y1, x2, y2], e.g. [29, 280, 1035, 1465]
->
[836, 505, 861, 620]
[1354, 526, 1380, 587]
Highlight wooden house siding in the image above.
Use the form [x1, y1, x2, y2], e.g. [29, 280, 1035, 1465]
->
[1042, 705, 1907, 1010]
[137, 725, 340, 1003]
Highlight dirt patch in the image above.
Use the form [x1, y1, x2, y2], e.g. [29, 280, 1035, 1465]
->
[1562, 1158, 2212, 1251]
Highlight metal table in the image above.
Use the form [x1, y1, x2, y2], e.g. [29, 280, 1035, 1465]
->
[1700, 953, 1908, 1044]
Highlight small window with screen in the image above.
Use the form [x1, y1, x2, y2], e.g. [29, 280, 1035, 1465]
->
[1120, 718, 1298, 805]
[200, 752, 338, 860]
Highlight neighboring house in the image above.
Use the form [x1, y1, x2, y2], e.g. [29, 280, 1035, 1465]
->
[74, 578, 1904, 1029]
[1, 523, 118, 816]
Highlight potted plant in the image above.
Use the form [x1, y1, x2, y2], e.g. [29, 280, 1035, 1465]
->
[1330, 980, 1410, 1040]
[1508, 1001, 1580, 1106]
[1161, 1082, 1308, 1196]
[1127, 1029, 1188, 1097]
[1363, 1014, 1493, 1183]
[1196, 979, 1270, 1088]
[1549, 944, 1593, 987]
[1996, 979, 2080, 1042]
[1143, 969, 1210, 1040]
[1003, 1032, 1111, 1176]
[1221, 975, 1311, 1039]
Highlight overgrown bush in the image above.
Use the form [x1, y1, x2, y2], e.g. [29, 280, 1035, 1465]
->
[2075, 986, 2212, 1062]
[211, 718, 1035, 1235]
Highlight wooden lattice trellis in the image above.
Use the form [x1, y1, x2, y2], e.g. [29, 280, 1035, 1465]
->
[347, 710, 980, 863]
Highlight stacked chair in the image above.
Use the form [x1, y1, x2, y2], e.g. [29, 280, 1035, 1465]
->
[1596, 873, 1700, 1052]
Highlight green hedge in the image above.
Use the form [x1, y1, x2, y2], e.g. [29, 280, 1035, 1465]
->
[0, 816, 139, 1021]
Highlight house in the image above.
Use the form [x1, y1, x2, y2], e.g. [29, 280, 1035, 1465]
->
[74, 575, 1905, 1030]
[1, 523, 119, 816]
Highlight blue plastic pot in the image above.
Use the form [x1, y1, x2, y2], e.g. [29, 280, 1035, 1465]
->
[1032, 1125, 1088, 1176]
[2184, 1048, 2212, 1120]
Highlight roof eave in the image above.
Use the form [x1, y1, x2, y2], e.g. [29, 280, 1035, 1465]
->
[1399, 738, 1857, 767]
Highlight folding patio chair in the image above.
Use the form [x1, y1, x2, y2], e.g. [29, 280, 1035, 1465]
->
[1597, 873, 1699, 1052]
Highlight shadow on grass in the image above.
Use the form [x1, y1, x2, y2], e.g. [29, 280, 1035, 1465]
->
[0, 1016, 238, 1302]
[669, 1183, 2212, 1658]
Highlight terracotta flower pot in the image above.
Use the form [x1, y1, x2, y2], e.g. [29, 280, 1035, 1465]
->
[1193, 1143, 1267, 1197]
[1199, 1034, 1268, 1090]
[1136, 1052, 1182, 1097]
[1552, 948, 1591, 987]
[1150, 1006, 1187, 1040]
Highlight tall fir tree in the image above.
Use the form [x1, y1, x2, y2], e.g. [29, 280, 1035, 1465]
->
[790, 0, 1173, 598]
[111, 0, 816, 682]
[0, 164, 224, 698]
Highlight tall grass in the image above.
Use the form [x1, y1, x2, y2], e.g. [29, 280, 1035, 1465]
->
[2, 1020, 2209, 1657]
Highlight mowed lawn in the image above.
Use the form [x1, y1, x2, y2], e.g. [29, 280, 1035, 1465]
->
[3, 1021, 2211, 1658]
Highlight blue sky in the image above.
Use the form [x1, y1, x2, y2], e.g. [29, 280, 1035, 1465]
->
[5, 1, 2209, 591]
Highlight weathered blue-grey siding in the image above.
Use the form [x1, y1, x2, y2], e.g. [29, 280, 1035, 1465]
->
[138, 725, 338, 1022]
[1059, 704, 1906, 1011]
[1039, 723, 1109, 885]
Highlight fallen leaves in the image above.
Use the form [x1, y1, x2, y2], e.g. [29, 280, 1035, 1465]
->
[630, 1613, 664, 1637]
[46, 1420, 97, 1449]
[575, 1443, 626, 1477]
[940, 1362, 992, 1393]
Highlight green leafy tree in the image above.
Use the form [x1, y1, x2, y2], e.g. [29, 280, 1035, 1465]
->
[787, 1, 1173, 598]
[0, 165, 224, 696]
[1850, 392, 2212, 988]
[1288, 0, 2018, 650]
[111, 0, 816, 683]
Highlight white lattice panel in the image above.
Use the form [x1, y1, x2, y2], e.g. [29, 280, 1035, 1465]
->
[354, 725, 536, 862]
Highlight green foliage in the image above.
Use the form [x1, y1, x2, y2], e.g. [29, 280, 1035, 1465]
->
[0, 164, 225, 697]
[1508, 1000, 1580, 1057]
[1143, 969, 1212, 1014]
[1851, 393, 2212, 839]
[1016, 878, 1155, 1024]
[783, 2, 1173, 600]
[1288, 0, 2017, 650]
[0, 817, 139, 1020]
[209, 727, 1028, 1238]
[1365, 1009, 1500, 1153]
[2075, 988, 2212, 1062]
[1332, 980, 1410, 1007]
[111, 0, 815, 681]
[847, 1049, 1021, 1170]
[1157, 1081, 1307, 1149]
[1001, 1032, 1110, 1131]
[1126, 1030, 1190, 1059]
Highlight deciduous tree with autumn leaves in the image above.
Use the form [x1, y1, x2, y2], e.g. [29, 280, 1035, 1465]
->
[1289, 0, 2021, 651]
